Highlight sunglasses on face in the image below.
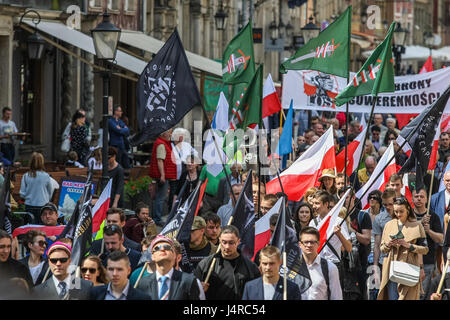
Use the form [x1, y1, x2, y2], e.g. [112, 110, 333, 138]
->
[36, 240, 48, 247]
[81, 267, 97, 274]
[369, 196, 380, 201]
[152, 244, 173, 253]
[104, 224, 121, 232]
[49, 257, 69, 264]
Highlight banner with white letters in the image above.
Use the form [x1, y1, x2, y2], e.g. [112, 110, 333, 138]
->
[282, 67, 450, 113]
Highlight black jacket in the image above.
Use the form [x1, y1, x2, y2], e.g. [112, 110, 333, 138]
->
[18, 256, 51, 286]
[425, 274, 450, 300]
[137, 269, 200, 300]
[0, 257, 33, 289]
[194, 251, 260, 300]
[89, 283, 151, 300]
[242, 276, 301, 300]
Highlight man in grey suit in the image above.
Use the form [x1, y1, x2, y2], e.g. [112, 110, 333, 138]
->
[137, 235, 200, 300]
[34, 241, 92, 300]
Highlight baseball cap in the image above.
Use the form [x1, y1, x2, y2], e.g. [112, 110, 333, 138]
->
[47, 241, 72, 257]
[40, 202, 58, 215]
[191, 216, 206, 231]
[150, 235, 174, 252]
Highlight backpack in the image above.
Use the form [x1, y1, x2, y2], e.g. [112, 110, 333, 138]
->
[320, 257, 331, 300]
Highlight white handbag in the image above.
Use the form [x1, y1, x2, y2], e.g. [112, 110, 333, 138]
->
[61, 138, 70, 152]
[389, 261, 420, 287]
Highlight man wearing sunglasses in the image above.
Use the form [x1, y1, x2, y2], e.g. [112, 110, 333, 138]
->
[137, 235, 200, 300]
[34, 241, 92, 300]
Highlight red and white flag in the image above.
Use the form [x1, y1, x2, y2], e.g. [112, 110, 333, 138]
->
[266, 126, 336, 201]
[253, 198, 283, 260]
[91, 179, 112, 233]
[12, 225, 65, 238]
[360, 115, 367, 132]
[400, 173, 414, 208]
[317, 189, 351, 253]
[336, 127, 367, 176]
[262, 73, 282, 118]
[356, 142, 397, 209]
[419, 56, 433, 74]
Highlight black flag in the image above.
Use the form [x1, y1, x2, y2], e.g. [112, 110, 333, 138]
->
[398, 85, 450, 190]
[131, 29, 202, 146]
[160, 180, 206, 273]
[270, 197, 312, 294]
[231, 170, 255, 260]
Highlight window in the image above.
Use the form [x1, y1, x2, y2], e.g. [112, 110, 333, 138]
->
[88, 0, 102, 8]
[125, 0, 137, 12]
[107, 0, 120, 11]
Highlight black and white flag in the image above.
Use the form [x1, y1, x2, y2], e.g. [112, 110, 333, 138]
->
[131, 29, 202, 146]
[398, 85, 450, 191]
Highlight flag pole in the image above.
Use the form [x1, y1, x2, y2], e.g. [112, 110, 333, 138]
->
[318, 107, 440, 255]
[134, 262, 148, 288]
[343, 14, 351, 188]
[283, 250, 287, 300]
[426, 170, 435, 215]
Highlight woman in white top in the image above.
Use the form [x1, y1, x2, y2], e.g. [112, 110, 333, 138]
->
[19, 229, 50, 286]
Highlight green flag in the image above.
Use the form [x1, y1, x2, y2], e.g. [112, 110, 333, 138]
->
[334, 22, 396, 107]
[229, 65, 263, 129]
[203, 77, 227, 111]
[222, 22, 255, 84]
[280, 6, 351, 78]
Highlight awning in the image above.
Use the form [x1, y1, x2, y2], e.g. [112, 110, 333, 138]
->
[23, 20, 147, 75]
[119, 30, 222, 77]
[362, 45, 450, 62]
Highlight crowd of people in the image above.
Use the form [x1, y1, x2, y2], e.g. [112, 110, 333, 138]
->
[1, 109, 450, 301]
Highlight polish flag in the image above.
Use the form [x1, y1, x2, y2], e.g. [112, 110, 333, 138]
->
[419, 56, 433, 74]
[253, 198, 283, 260]
[12, 225, 65, 238]
[401, 173, 414, 208]
[428, 117, 443, 171]
[262, 74, 282, 118]
[336, 127, 367, 176]
[360, 115, 367, 132]
[317, 189, 351, 253]
[356, 142, 397, 209]
[92, 179, 112, 233]
[266, 126, 336, 201]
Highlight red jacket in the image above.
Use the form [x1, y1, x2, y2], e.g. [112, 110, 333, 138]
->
[149, 137, 177, 180]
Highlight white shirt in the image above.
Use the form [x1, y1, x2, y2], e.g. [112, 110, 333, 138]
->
[309, 216, 350, 263]
[155, 268, 174, 299]
[0, 119, 18, 143]
[29, 260, 45, 284]
[52, 274, 71, 296]
[301, 255, 342, 300]
[445, 190, 450, 211]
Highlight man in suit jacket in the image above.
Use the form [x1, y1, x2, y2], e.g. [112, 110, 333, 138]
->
[430, 171, 450, 227]
[34, 241, 92, 300]
[242, 246, 301, 300]
[137, 235, 199, 300]
[90, 251, 150, 300]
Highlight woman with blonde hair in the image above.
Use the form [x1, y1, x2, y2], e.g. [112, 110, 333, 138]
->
[304, 187, 318, 209]
[377, 196, 428, 300]
[19, 152, 53, 224]
[81, 255, 108, 286]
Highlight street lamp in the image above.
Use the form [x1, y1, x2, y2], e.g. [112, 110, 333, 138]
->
[392, 22, 407, 75]
[269, 19, 279, 44]
[19, 10, 46, 60]
[424, 31, 434, 56]
[214, 0, 228, 31]
[301, 16, 320, 44]
[91, 12, 121, 188]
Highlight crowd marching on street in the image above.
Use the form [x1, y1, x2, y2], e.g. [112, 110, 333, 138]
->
[1, 5, 450, 303]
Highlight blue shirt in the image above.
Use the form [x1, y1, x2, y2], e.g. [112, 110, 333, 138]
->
[19, 171, 53, 206]
[108, 118, 129, 149]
